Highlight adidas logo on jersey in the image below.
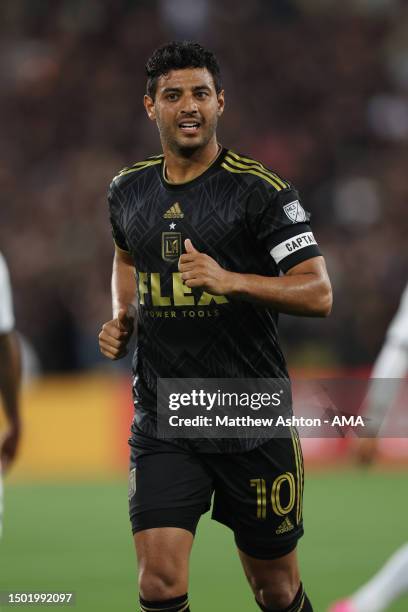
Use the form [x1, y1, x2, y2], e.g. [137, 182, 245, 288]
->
[164, 203, 184, 219]
[276, 516, 294, 535]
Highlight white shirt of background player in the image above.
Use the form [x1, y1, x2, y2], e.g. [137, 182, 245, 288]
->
[0, 252, 15, 335]
[364, 282, 408, 434]
[0, 252, 15, 536]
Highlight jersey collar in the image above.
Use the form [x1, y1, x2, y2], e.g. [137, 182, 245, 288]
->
[159, 146, 227, 191]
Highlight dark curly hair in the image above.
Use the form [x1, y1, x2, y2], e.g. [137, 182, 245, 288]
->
[146, 41, 222, 99]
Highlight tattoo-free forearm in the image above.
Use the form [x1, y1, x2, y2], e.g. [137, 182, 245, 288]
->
[111, 250, 138, 318]
[227, 264, 332, 316]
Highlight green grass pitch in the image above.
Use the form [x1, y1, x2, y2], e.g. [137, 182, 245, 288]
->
[1, 471, 407, 611]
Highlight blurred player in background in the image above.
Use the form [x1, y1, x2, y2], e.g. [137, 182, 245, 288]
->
[330, 283, 408, 612]
[99, 41, 332, 612]
[0, 252, 21, 536]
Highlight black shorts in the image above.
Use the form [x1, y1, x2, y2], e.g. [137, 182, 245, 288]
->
[128, 429, 304, 560]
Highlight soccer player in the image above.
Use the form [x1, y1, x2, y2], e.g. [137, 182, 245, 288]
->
[329, 282, 408, 612]
[99, 41, 332, 612]
[0, 252, 21, 536]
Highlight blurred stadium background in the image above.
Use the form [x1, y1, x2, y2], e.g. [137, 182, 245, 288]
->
[1, 0, 407, 610]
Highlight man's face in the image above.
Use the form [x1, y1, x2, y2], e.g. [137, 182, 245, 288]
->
[144, 67, 224, 153]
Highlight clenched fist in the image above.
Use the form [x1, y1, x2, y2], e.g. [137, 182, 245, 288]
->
[99, 307, 135, 360]
[178, 239, 234, 295]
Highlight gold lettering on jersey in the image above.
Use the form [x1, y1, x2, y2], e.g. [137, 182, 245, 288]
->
[181, 309, 220, 318]
[138, 272, 148, 305]
[138, 272, 229, 307]
[162, 232, 182, 261]
[151, 273, 171, 306]
[145, 309, 219, 319]
[172, 272, 194, 306]
[146, 310, 177, 318]
[198, 291, 229, 305]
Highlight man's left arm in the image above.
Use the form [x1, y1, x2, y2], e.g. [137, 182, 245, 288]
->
[179, 239, 332, 317]
[228, 255, 331, 316]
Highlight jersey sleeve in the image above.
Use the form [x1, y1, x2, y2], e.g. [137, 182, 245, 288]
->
[0, 253, 15, 334]
[247, 185, 321, 273]
[108, 180, 129, 252]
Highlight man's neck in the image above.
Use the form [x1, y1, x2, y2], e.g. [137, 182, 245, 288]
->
[163, 139, 220, 184]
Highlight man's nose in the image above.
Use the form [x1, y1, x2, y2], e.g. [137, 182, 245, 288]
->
[181, 95, 198, 114]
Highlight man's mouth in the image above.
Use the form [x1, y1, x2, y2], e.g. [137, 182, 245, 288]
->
[178, 121, 201, 134]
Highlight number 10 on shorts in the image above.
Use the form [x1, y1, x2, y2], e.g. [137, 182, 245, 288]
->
[250, 473, 296, 520]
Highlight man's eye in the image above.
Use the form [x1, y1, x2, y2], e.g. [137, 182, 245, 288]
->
[196, 91, 208, 98]
[167, 93, 178, 101]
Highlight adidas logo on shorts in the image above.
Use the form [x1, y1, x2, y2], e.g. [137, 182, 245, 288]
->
[276, 516, 294, 535]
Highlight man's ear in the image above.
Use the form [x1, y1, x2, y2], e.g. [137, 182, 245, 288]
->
[144, 94, 156, 121]
[217, 90, 225, 117]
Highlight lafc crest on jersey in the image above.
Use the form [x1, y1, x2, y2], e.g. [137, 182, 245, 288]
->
[162, 232, 181, 261]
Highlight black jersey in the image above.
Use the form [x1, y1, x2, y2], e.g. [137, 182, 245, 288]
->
[108, 147, 321, 452]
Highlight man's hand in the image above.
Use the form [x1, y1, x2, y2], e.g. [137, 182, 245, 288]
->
[178, 239, 234, 295]
[0, 422, 20, 473]
[99, 307, 135, 360]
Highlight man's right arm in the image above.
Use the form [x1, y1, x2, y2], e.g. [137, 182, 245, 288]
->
[99, 246, 137, 360]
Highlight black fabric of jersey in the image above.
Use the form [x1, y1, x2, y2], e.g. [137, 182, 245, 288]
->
[108, 147, 321, 452]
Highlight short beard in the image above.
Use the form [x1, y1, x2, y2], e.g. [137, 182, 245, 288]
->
[158, 117, 218, 158]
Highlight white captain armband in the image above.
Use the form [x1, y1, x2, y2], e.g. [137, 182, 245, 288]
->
[269, 229, 321, 272]
[270, 232, 317, 264]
